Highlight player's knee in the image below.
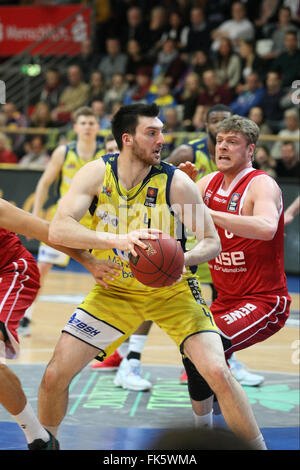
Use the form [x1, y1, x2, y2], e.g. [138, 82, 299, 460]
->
[42, 360, 70, 393]
[204, 362, 232, 395]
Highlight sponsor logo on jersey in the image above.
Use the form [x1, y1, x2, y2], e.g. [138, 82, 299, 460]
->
[204, 189, 213, 206]
[102, 185, 112, 197]
[144, 187, 158, 207]
[228, 192, 240, 212]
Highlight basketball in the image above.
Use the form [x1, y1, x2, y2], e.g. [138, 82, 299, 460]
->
[129, 233, 184, 288]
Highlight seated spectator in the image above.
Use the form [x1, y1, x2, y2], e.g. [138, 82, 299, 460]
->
[230, 72, 264, 116]
[283, 0, 300, 23]
[160, 10, 186, 50]
[213, 37, 242, 91]
[248, 106, 273, 136]
[163, 107, 183, 133]
[204, 0, 231, 31]
[39, 68, 63, 110]
[125, 39, 150, 86]
[51, 65, 89, 124]
[253, 145, 277, 178]
[103, 73, 129, 114]
[260, 6, 299, 60]
[29, 102, 57, 128]
[271, 30, 300, 89]
[238, 40, 268, 85]
[0, 132, 18, 164]
[152, 38, 187, 90]
[259, 71, 285, 132]
[151, 82, 177, 123]
[86, 71, 106, 105]
[271, 108, 300, 158]
[211, 1, 255, 52]
[180, 72, 202, 131]
[70, 38, 101, 82]
[193, 68, 232, 129]
[98, 37, 128, 85]
[91, 100, 111, 130]
[104, 133, 119, 154]
[181, 7, 211, 56]
[0, 102, 28, 158]
[254, 0, 282, 32]
[275, 141, 300, 178]
[146, 6, 168, 59]
[123, 66, 156, 105]
[18, 136, 50, 168]
[120, 5, 149, 54]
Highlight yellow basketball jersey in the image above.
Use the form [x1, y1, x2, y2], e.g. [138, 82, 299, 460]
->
[51, 141, 106, 227]
[90, 154, 188, 291]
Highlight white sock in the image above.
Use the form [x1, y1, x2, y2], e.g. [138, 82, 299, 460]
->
[128, 334, 148, 354]
[117, 341, 129, 358]
[193, 410, 213, 428]
[249, 433, 267, 450]
[24, 304, 34, 320]
[13, 402, 49, 444]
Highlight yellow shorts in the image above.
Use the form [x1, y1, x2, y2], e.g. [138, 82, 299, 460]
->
[62, 275, 219, 360]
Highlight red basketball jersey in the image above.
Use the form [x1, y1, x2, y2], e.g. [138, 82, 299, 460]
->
[204, 168, 288, 299]
[0, 228, 30, 270]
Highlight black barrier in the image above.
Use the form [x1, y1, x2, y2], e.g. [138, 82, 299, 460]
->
[0, 165, 299, 274]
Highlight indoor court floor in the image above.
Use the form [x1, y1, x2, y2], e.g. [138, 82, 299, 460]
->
[1, 261, 299, 452]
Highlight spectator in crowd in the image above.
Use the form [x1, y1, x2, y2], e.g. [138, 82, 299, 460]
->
[271, 108, 300, 158]
[211, 1, 255, 52]
[271, 30, 300, 88]
[178, 50, 212, 94]
[71, 38, 101, 83]
[91, 100, 111, 131]
[151, 81, 178, 123]
[160, 10, 186, 50]
[253, 145, 277, 178]
[163, 107, 183, 133]
[204, 0, 231, 31]
[51, 65, 89, 124]
[39, 68, 63, 111]
[98, 37, 128, 85]
[259, 71, 285, 132]
[275, 141, 300, 178]
[213, 37, 242, 91]
[104, 133, 119, 154]
[261, 6, 299, 60]
[18, 136, 50, 168]
[180, 72, 202, 131]
[181, 7, 211, 56]
[103, 73, 129, 114]
[29, 102, 58, 129]
[248, 106, 273, 136]
[146, 6, 168, 59]
[237, 39, 268, 86]
[193, 68, 232, 129]
[152, 38, 187, 90]
[123, 66, 155, 105]
[230, 72, 264, 116]
[125, 39, 150, 86]
[0, 102, 28, 158]
[86, 71, 106, 105]
[254, 0, 282, 32]
[120, 6, 149, 54]
[0, 132, 18, 164]
[283, 0, 300, 23]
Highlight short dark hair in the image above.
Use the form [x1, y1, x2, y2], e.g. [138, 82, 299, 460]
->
[111, 103, 160, 150]
[207, 104, 232, 121]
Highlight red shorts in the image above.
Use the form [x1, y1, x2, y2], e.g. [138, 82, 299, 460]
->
[211, 292, 291, 358]
[0, 255, 40, 359]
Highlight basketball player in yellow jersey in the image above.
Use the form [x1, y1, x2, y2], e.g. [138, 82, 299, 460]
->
[19, 106, 106, 335]
[37, 103, 265, 450]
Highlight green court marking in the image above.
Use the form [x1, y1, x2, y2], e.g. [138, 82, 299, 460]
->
[130, 373, 151, 417]
[69, 372, 97, 415]
[69, 372, 82, 393]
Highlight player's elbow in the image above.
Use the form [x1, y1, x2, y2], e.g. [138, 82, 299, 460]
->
[261, 227, 277, 241]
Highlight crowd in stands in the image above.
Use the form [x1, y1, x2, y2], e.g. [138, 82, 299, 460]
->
[0, 0, 299, 181]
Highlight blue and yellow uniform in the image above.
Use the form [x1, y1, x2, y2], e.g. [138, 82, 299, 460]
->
[63, 154, 218, 359]
[38, 141, 105, 265]
[186, 136, 217, 285]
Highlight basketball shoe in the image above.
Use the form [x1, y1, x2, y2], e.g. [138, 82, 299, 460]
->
[90, 350, 122, 370]
[114, 358, 152, 391]
[228, 355, 264, 386]
[28, 430, 60, 450]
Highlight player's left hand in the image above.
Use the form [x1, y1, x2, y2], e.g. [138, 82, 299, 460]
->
[86, 258, 122, 289]
[178, 161, 198, 182]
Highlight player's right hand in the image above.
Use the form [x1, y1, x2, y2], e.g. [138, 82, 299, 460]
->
[117, 229, 160, 257]
[179, 161, 198, 182]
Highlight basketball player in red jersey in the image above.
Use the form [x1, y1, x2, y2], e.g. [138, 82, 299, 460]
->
[0, 198, 123, 450]
[183, 115, 291, 436]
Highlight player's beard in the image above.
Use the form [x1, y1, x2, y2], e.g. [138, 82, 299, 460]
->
[132, 138, 160, 165]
